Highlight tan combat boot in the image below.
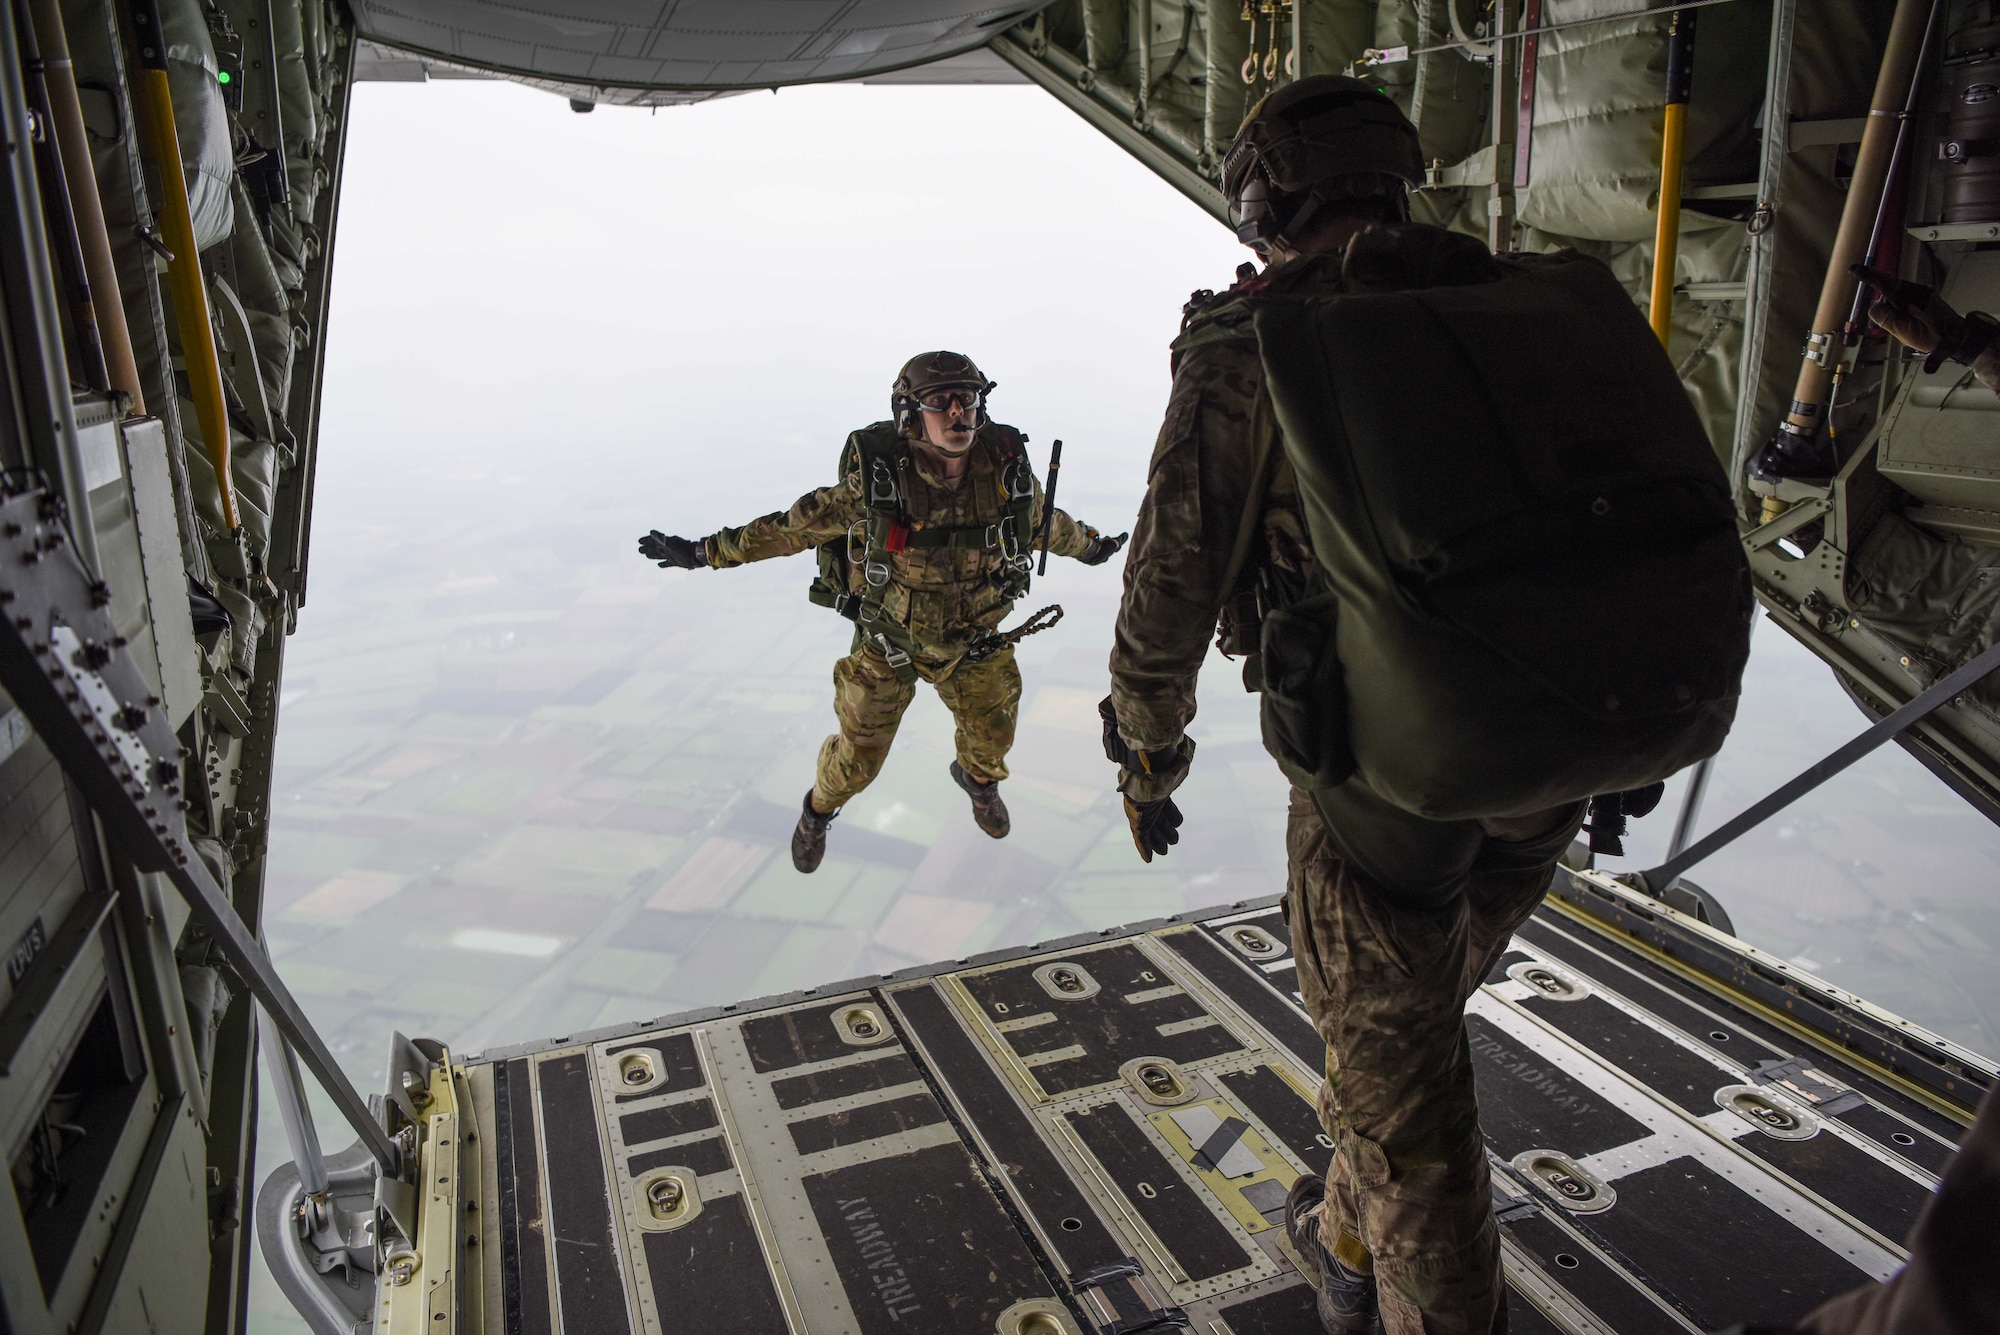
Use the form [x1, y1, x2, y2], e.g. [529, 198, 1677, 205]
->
[950, 761, 1010, 839]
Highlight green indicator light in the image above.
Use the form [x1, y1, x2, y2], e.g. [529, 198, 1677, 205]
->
[217, 70, 231, 84]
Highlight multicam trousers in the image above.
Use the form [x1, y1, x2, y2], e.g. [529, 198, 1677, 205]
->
[1285, 784, 1586, 1335]
[811, 643, 1021, 812]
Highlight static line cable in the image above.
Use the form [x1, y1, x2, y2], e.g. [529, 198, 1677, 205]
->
[1641, 637, 2000, 893]
[1358, 0, 1739, 65]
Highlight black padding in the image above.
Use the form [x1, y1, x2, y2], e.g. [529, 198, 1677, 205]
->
[1466, 1014, 1652, 1159]
[770, 1053, 920, 1110]
[959, 943, 1245, 1095]
[740, 1007, 858, 1073]
[640, 1193, 787, 1334]
[619, 1098, 719, 1147]
[1219, 1066, 1333, 1178]
[1064, 1103, 1250, 1282]
[1517, 993, 1735, 1115]
[1500, 1211, 1688, 1335]
[803, 1142, 1058, 1334]
[537, 1053, 632, 1334]
[495, 1058, 553, 1335]
[1215, 1283, 1323, 1334]
[786, 1092, 946, 1155]
[1576, 1159, 1872, 1330]
[888, 983, 1126, 1274]
[1161, 929, 1326, 1073]
[628, 1137, 733, 1180]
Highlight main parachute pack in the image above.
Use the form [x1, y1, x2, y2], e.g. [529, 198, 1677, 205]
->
[1245, 246, 1753, 821]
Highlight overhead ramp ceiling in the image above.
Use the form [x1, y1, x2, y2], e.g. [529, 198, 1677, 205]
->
[349, 1, 1049, 105]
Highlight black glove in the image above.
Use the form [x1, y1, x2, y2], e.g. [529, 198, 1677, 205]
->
[1124, 795, 1183, 863]
[1099, 694, 1184, 774]
[639, 531, 706, 570]
[1077, 531, 1130, 567]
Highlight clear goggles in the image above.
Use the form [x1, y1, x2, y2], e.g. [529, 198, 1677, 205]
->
[916, 387, 983, 414]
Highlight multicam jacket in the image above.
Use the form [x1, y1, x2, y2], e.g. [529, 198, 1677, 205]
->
[1107, 254, 1334, 802]
[705, 425, 1097, 662]
[1110, 229, 1522, 803]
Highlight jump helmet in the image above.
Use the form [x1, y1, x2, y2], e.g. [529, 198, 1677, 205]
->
[1222, 76, 1425, 255]
[892, 351, 995, 436]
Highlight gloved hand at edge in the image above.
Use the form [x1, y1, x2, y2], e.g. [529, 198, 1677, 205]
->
[1124, 795, 1183, 864]
[1853, 263, 2000, 393]
[639, 531, 708, 570]
[1077, 530, 1131, 567]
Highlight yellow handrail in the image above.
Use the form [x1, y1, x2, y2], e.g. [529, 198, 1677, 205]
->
[1648, 9, 1695, 347]
[129, 0, 239, 531]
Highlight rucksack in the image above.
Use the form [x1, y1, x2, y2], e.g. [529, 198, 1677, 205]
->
[1243, 246, 1752, 820]
[807, 422, 1038, 659]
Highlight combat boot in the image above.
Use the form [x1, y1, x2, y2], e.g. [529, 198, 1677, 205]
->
[792, 791, 838, 873]
[1286, 1174, 1382, 1335]
[950, 761, 1010, 838]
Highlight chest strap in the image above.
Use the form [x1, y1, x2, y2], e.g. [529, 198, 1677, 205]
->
[893, 521, 1021, 553]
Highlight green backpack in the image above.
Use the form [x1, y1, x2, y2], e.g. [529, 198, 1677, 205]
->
[807, 422, 1038, 661]
[1241, 248, 1752, 821]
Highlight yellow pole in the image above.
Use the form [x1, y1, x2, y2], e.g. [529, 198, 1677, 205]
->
[1649, 10, 1695, 347]
[128, 0, 239, 531]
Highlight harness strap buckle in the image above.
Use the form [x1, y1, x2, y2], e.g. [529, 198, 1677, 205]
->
[869, 458, 899, 507]
[871, 633, 911, 669]
[1002, 454, 1034, 502]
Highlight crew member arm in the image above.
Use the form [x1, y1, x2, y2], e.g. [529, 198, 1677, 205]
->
[706, 471, 866, 567]
[1108, 342, 1267, 785]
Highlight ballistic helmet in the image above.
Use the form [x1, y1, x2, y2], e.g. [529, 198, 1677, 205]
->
[1223, 76, 1424, 253]
[892, 351, 995, 435]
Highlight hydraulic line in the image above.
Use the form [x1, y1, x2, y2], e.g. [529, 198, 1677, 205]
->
[1648, 9, 1696, 347]
[15, 5, 106, 393]
[1362, 0, 1737, 65]
[1759, 0, 1931, 522]
[127, 0, 239, 530]
[27, 0, 139, 409]
[1842, 0, 1944, 345]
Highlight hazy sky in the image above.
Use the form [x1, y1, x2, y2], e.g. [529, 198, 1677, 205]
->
[305, 76, 2000, 1053]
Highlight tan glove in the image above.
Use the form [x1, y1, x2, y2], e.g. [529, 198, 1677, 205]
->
[1854, 264, 2000, 394]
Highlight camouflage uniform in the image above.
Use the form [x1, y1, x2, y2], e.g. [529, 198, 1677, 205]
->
[707, 425, 1098, 811]
[1108, 239, 1585, 1334]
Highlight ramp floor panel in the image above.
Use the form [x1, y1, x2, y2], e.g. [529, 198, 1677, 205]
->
[462, 895, 1966, 1333]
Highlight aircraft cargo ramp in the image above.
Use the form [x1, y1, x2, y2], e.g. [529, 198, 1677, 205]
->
[262, 870, 1982, 1335]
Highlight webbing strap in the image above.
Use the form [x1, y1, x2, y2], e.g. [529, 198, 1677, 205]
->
[903, 524, 1008, 551]
[1217, 387, 1281, 606]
